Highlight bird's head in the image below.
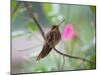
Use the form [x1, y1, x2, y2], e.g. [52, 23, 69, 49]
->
[51, 25, 58, 30]
[51, 19, 65, 30]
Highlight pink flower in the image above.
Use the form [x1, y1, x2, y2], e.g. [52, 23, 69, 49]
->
[62, 23, 77, 41]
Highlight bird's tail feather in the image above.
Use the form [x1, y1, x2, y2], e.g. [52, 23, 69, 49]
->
[37, 43, 52, 60]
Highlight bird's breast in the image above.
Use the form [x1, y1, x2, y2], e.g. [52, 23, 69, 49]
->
[53, 30, 61, 45]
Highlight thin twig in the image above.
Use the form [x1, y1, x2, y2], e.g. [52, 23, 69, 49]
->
[24, 2, 46, 40]
[24, 2, 95, 64]
[54, 48, 95, 64]
[62, 56, 65, 69]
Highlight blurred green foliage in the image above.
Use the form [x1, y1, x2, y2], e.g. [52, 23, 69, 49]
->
[28, 22, 37, 32]
[11, 0, 16, 10]
[42, 4, 52, 14]
[11, 0, 17, 22]
[84, 55, 96, 69]
[90, 6, 96, 14]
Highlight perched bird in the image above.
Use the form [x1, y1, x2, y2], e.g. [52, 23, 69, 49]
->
[37, 20, 64, 60]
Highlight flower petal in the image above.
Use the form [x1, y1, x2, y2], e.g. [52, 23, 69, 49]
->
[62, 24, 76, 41]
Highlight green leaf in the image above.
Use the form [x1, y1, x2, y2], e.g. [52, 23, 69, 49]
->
[34, 66, 48, 72]
[11, 0, 16, 10]
[28, 22, 37, 32]
[11, 0, 17, 23]
[12, 10, 18, 23]
[42, 4, 52, 15]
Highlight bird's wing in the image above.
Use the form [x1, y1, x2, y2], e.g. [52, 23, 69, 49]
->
[46, 31, 55, 46]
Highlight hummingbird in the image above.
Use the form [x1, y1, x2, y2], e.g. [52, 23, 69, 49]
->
[37, 20, 64, 60]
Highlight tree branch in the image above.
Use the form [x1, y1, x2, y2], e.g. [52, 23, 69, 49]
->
[24, 2, 95, 64]
[54, 48, 95, 64]
[24, 2, 46, 41]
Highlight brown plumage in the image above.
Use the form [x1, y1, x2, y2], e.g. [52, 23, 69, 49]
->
[37, 25, 61, 60]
